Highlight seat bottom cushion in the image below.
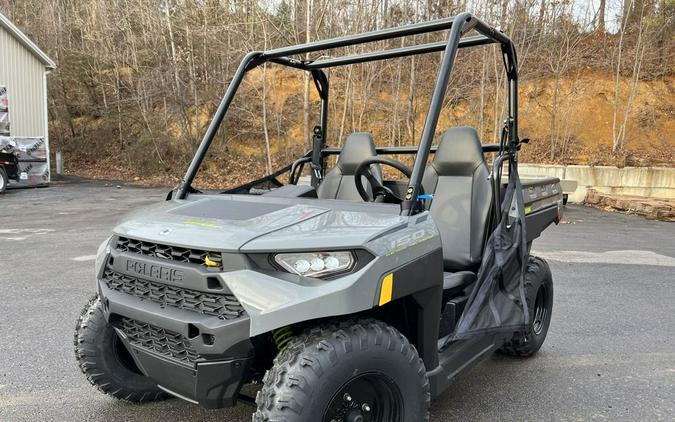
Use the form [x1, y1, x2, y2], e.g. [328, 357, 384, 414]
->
[443, 271, 476, 299]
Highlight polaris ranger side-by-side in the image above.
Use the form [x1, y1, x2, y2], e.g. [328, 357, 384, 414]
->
[75, 13, 562, 421]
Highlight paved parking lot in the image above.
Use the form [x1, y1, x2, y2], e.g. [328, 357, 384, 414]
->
[1, 180, 674, 421]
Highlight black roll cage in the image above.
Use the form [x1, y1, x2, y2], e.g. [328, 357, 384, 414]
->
[176, 12, 520, 218]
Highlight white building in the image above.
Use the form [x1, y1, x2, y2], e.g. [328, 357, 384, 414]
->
[0, 11, 55, 185]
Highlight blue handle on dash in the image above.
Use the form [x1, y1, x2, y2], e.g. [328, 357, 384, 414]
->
[417, 194, 433, 200]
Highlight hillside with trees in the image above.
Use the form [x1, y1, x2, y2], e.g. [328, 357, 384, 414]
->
[1, 0, 673, 187]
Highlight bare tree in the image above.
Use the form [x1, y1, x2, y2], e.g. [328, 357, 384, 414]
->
[612, 0, 649, 152]
[598, 0, 607, 33]
[302, 0, 313, 148]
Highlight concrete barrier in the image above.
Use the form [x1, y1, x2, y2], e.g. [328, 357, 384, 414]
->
[519, 164, 675, 203]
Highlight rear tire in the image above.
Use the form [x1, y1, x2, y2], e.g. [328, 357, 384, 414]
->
[499, 256, 553, 357]
[0, 167, 7, 193]
[74, 295, 168, 402]
[254, 319, 430, 422]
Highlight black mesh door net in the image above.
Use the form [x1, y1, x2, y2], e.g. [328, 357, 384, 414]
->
[450, 162, 529, 341]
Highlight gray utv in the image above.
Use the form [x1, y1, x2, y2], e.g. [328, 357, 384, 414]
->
[75, 12, 562, 421]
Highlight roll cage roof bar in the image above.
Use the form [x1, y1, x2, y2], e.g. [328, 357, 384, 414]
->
[176, 12, 519, 216]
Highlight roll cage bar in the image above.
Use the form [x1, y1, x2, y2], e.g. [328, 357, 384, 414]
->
[176, 12, 520, 217]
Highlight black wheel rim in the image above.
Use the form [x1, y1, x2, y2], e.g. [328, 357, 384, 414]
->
[112, 332, 143, 375]
[322, 372, 404, 422]
[532, 284, 548, 336]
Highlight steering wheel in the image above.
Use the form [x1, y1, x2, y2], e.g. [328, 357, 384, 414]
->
[354, 157, 412, 202]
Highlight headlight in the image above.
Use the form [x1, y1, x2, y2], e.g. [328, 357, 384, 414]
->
[274, 251, 355, 278]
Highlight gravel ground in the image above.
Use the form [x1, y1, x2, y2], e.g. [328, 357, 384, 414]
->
[0, 180, 673, 421]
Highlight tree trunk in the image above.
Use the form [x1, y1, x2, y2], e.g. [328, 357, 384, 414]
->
[261, 24, 272, 175]
[302, 0, 312, 148]
[262, 63, 272, 174]
[406, 56, 416, 144]
[598, 0, 606, 33]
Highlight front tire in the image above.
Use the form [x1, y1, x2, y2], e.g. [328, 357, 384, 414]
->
[254, 319, 430, 422]
[74, 295, 168, 402]
[499, 256, 554, 357]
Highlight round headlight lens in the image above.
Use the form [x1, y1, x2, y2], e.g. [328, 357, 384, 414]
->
[293, 259, 311, 274]
[310, 257, 325, 271]
[324, 256, 340, 269]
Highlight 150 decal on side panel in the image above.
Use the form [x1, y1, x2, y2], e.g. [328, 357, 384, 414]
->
[386, 229, 435, 256]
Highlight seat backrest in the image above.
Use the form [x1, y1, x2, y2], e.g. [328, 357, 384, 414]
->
[317, 132, 382, 201]
[422, 127, 492, 271]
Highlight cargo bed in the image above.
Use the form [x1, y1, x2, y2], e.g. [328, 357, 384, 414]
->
[518, 176, 563, 243]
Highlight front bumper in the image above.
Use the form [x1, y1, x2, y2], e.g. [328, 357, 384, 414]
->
[127, 344, 251, 408]
[97, 245, 254, 409]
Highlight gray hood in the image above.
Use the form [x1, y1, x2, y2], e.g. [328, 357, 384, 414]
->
[113, 194, 406, 252]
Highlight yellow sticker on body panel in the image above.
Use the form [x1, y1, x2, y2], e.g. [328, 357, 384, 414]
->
[379, 273, 394, 306]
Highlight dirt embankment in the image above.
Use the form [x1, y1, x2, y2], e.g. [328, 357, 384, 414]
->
[518, 72, 674, 167]
[65, 71, 674, 188]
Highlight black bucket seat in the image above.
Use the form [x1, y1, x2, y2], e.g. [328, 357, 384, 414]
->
[317, 132, 382, 201]
[422, 127, 493, 295]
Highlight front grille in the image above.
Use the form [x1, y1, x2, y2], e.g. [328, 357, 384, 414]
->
[115, 236, 222, 268]
[103, 268, 246, 320]
[118, 317, 200, 364]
